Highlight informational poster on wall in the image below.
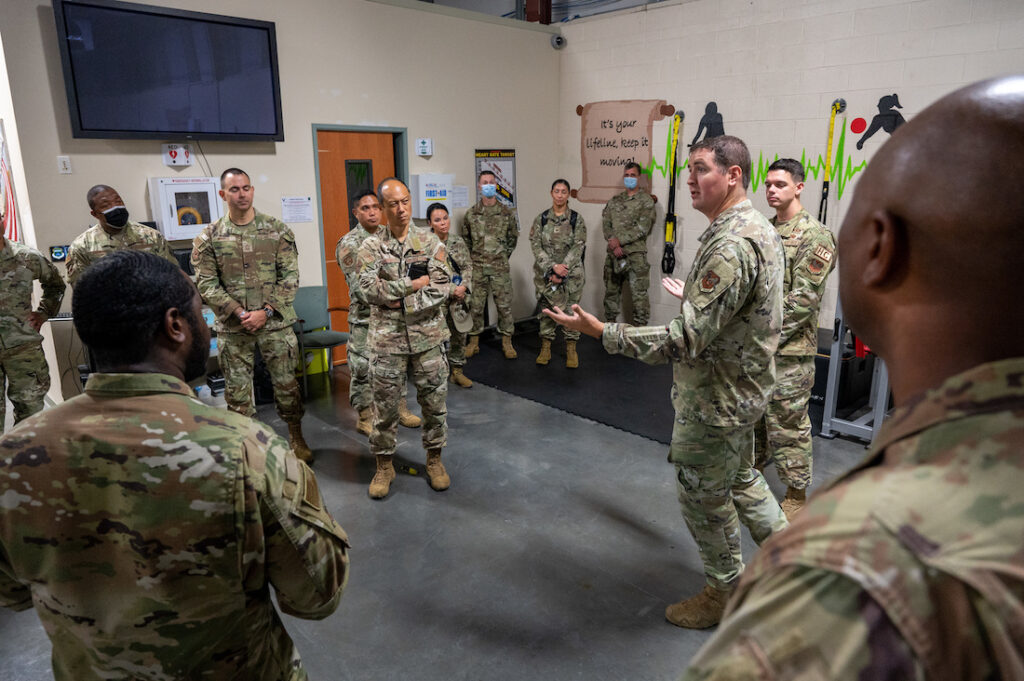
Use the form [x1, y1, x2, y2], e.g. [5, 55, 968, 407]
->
[474, 149, 516, 208]
[576, 99, 674, 204]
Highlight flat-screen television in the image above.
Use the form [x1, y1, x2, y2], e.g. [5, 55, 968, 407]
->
[52, 0, 284, 141]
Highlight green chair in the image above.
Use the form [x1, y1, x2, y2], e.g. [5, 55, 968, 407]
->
[292, 286, 349, 395]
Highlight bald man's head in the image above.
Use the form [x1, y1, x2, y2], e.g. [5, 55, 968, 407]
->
[377, 178, 411, 230]
[839, 76, 1024, 365]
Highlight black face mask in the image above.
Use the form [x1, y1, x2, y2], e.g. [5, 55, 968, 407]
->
[102, 206, 130, 229]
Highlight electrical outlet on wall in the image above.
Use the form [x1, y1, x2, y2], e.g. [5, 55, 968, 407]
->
[57, 156, 72, 174]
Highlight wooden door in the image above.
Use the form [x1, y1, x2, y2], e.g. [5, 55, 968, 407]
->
[317, 129, 397, 365]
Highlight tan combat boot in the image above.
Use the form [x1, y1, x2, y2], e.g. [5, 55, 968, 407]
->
[465, 335, 480, 358]
[536, 338, 551, 365]
[502, 335, 517, 359]
[368, 455, 396, 499]
[450, 367, 473, 388]
[398, 402, 422, 428]
[356, 408, 373, 436]
[565, 341, 579, 369]
[425, 448, 450, 491]
[665, 584, 733, 629]
[288, 422, 313, 463]
[781, 487, 806, 520]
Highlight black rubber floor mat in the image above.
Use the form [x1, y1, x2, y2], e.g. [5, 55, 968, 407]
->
[465, 332, 675, 444]
[465, 328, 824, 446]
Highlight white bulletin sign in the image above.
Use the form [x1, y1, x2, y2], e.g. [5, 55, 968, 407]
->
[281, 196, 313, 223]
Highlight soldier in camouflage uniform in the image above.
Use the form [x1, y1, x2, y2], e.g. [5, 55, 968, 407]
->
[754, 159, 836, 518]
[0, 250, 349, 681]
[358, 179, 452, 499]
[683, 76, 1024, 680]
[191, 168, 312, 461]
[427, 202, 474, 388]
[0, 233, 65, 432]
[530, 179, 587, 368]
[66, 184, 176, 285]
[545, 136, 787, 630]
[336, 190, 422, 432]
[336, 190, 380, 435]
[602, 162, 656, 325]
[463, 170, 519, 359]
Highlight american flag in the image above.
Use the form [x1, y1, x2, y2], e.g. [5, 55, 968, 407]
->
[1, 147, 18, 242]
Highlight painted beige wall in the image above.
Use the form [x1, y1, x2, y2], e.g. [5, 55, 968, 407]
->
[2, 0, 561, 320]
[555, 0, 1024, 326]
[5, 0, 1023, 384]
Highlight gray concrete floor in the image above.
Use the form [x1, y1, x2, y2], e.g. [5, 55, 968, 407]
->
[0, 369, 869, 681]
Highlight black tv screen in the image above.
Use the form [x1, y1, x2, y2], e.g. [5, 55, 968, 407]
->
[52, 0, 284, 141]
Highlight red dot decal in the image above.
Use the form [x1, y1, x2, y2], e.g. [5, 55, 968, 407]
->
[851, 117, 867, 134]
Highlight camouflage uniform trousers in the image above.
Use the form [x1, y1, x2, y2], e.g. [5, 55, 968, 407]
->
[671, 416, 788, 590]
[754, 354, 815, 490]
[369, 345, 448, 456]
[603, 251, 651, 325]
[0, 342, 49, 434]
[445, 313, 467, 368]
[469, 262, 515, 337]
[218, 326, 304, 423]
[536, 277, 583, 341]
[347, 323, 371, 412]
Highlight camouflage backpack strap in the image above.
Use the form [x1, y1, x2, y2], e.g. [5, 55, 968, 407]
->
[540, 210, 577, 230]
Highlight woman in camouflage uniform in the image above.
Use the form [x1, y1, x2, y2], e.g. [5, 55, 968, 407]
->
[530, 179, 587, 368]
[428, 203, 473, 388]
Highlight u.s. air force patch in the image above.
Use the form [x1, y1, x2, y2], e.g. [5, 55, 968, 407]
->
[336, 245, 357, 271]
[691, 255, 737, 310]
[700, 270, 720, 293]
[808, 258, 825, 275]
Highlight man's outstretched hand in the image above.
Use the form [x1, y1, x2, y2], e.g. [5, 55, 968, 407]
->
[541, 304, 604, 339]
[662, 277, 686, 301]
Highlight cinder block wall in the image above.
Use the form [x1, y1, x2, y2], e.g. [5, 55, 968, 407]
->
[555, 0, 1024, 327]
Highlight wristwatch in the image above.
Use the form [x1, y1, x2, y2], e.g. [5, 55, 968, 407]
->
[263, 305, 275, 318]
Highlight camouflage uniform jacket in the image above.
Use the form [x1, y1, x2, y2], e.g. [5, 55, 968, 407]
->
[444, 232, 473, 294]
[530, 208, 587, 284]
[357, 225, 451, 355]
[462, 201, 518, 266]
[335, 224, 379, 331]
[601, 189, 656, 255]
[771, 209, 836, 355]
[684, 357, 1024, 681]
[602, 199, 783, 426]
[66, 220, 175, 285]
[0, 372, 350, 681]
[192, 211, 299, 334]
[0, 236, 65, 351]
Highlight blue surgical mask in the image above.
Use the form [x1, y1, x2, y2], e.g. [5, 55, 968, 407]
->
[481, 184, 497, 198]
[623, 176, 638, 190]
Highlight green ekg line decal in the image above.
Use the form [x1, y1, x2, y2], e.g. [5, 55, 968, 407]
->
[644, 122, 868, 201]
